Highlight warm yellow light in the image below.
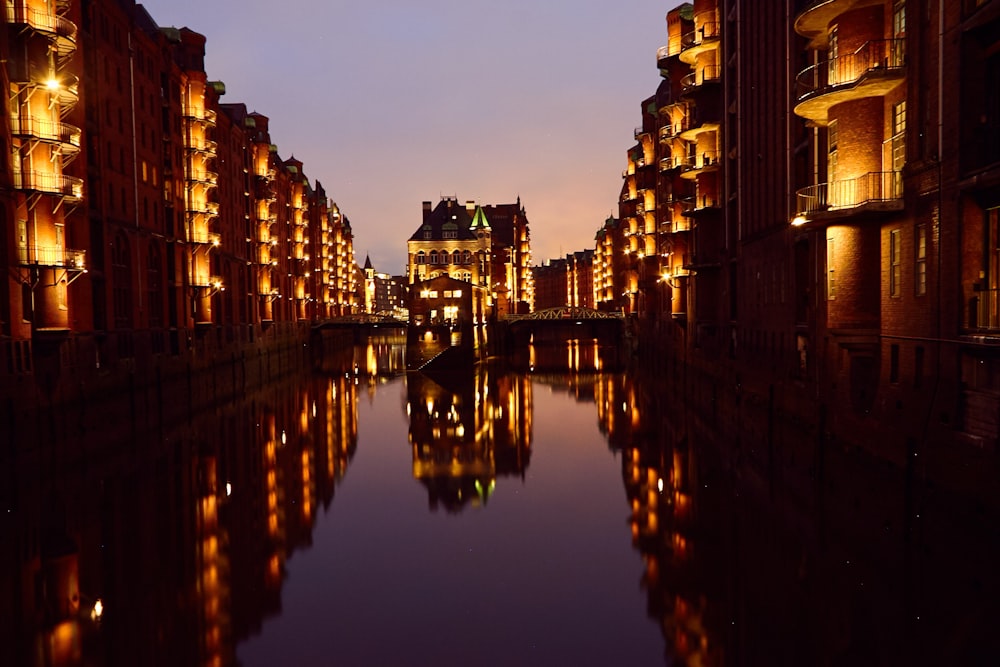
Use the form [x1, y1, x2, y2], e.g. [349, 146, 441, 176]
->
[91, 599, 104, 621]
[46, 78, 60, 90]
[791, 215, 807, 226]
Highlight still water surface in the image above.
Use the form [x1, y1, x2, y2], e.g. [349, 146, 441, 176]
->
[238, 371, 663, 666]
[7, 336, 999, 666]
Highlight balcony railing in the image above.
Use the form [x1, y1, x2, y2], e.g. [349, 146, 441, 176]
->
[680, 66, 722, 92]
[4, 3, 77, 45]
[657, 38, 683, 63]
[186, 139, 218, 154]
[796, 39, 905, 101]
[796, 171, 903, 216]
[12, 170, 83, 200]
[17, 245, 85, 269]
[187, 170, 219, 186]
[681, 22, 720, 50]
[680, 150, 720, 172]
[188, 230, 221, 246]
[183, 107, 217, 125]
[9, 115, 81, 148]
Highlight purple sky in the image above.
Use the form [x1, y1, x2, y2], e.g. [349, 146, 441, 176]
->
[138, 0, 676, 274]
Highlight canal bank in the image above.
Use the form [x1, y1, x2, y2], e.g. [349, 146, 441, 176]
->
[1, 323, 355, 450]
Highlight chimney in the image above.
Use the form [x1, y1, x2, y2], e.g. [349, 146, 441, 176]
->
[465, 200, 476, 214]
[422, 201, 432, 220]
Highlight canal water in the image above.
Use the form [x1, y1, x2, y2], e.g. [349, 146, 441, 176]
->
[5, 336, 999, 666]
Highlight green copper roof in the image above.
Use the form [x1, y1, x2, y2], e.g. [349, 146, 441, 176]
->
[469, 206, 490, 230]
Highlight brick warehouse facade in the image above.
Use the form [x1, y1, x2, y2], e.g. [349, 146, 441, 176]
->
[1, 1, 362, 407]
[609, 0, 1000, 473]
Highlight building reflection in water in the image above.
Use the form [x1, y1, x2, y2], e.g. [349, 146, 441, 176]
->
[2, 364, 362, 667]
[405, 363, 532, 513]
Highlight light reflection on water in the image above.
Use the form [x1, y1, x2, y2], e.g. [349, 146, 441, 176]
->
[6, 336, 999, 666]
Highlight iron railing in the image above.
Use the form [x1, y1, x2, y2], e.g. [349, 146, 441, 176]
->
[796, 170, 903, 215]
[796, 39, 906, 101]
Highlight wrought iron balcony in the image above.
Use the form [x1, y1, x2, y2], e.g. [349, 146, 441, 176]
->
[679, 22, 720, 65]
[794, 39, 906, 124]
[656, 38, 682, 67]
[9, 115, 81, 150]
[17, 245, 85, 269]
[183, 107, 217, 125]
[187, 170, 219, 186]
[680, 150, 721, 179]
[12, 170, 83, 200]
[795, 171, 903, 218]
[4, 2, 77, 59]
[680, 66, 722, 93]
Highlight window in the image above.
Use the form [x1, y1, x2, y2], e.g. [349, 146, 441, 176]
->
[423, 231, 432, 240]
[826, 237, 836, 300]
[452, 250, 461, 265]
[828, 26, 839, 83]
[915, 223, 927, 296]
[828, 119, 838, 187]
[890, 228, 902, 297]
[416, 252, 425, 265]
[463, 250, 472, 264]
[429, 251, 438, 265]
[892, 102, 906, 190]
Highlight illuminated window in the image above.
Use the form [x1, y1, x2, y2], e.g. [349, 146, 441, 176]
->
[915, 223, 927, 296]
[890, 228, 902, 297]
[453, 290, 462, 298]
[452, 250, 461, 264]
[430, 251, 438, 265]
[826, 237, 836, 300]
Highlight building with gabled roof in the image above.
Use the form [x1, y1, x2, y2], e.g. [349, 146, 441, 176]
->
[407, 197, 493, 289]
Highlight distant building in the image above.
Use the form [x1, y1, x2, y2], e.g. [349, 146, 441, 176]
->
[406, 196, 533, 318]
[532, 259, 569, 311]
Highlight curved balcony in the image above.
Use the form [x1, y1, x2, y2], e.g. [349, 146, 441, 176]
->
[794, 0, 883, 47]
[191, 274, 224, 289]
[659, 155, 691, 174]
[679, 151, 721, 180]
[33, 74, 80, 113]
[12, 170, 83, 201]
[794, 39, 905, 125]
[187, 201, 220, 217]
[656, 38, 682, 69]
[795, 171, 903, 219]
[679, 22, 720, 65]
[9, 115, 81, 153]
[680, 66, 721, 95]
[5, 3, 77, 59]
[183, 107, 217, 126]
[187, 170, 219, 187]
[186, 139, 218, 155]
[680, 194, 721, 218]
[17, 245, 85, 269]
[679, 121, 719, 142]
[659, 118, 689, 142]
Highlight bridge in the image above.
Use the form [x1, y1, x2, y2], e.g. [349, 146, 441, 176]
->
[501, 307, 624, 346]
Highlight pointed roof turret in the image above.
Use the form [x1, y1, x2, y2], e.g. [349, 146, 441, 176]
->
[469, 205, 491, 231]
[363, 254, 373, 270]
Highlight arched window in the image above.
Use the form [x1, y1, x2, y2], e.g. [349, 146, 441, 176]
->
[430, 250, 439, 265]
[417, 251, 426, 265]
[452, 250, 461, 265]
[463, 250, 472, 264]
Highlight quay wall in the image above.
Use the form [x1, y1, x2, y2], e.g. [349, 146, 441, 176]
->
[0, 323, 355, 451]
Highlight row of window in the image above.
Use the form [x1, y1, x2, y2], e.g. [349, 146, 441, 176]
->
[825, 223, 927, 300]
[415, 250, 474, 265]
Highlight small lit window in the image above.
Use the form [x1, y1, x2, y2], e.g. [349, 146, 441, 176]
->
[890, 228, 902, 297]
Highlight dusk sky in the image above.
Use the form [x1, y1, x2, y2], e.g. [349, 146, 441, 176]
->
[139, 0, 677, 274]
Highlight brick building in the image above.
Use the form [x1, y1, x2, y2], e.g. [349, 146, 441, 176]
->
[617, 0, 1000, 454]
[1, 0, 361, 387]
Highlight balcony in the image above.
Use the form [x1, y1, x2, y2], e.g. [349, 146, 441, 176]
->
[187, 201, 220, 217]
[794, 0, 882, 48]
[680, 66, 721, 95]
[183, 107, 217, 125]
[659, 118, 689, 142]
[17, 245, 85, 269]
[13, 170, 83, 201]
[186, 139, 218, 155]
[795, 171, 903, 219]
[188, 230, 221, 246]
[656, 38, 683, 68]
[187, 170, 219, 187]
[659, 155, 690, 174]
[5, 2, 77, 60]
[680, 194, 721, 217]
[679, 120, 719, 142]
[679, 151, 720, 180]
[679, 22, 720, 65]
[794, 39, 906, 125]
[9, 115, 81, 152]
